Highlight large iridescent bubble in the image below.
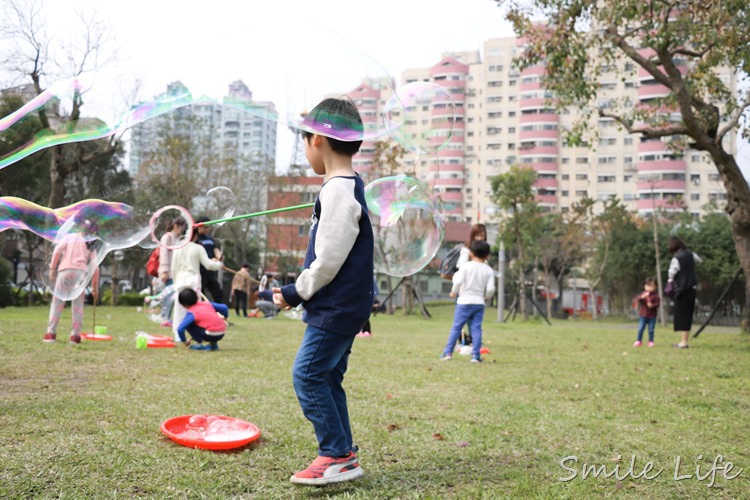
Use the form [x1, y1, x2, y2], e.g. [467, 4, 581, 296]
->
[382, 81, 456, 155]
[192, 187, 236, 229]
[365, 175, 445, 277]
[0, 22, 396, 170]
[0, 197, 150, 247]
[148, 205, 194, 250]
[40, 215, 108, 301]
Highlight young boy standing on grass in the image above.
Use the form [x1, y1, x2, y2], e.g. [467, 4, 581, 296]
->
[440, 240, 495, 363]
[272, 97, 373, 486]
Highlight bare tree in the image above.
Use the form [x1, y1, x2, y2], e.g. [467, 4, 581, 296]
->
[1, 0, 120, 209]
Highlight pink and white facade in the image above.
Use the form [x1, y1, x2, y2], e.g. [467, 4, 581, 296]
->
[340, 35, 734, 223]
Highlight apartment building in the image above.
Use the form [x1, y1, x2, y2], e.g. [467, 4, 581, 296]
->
[344, 36, 734, 223]
[128, 80, 277, 176]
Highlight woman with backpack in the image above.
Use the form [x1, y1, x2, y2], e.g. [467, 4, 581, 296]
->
[667, 236, 701, 349]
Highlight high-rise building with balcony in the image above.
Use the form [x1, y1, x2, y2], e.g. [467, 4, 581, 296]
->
[339, 35, 734, 223]
[128, 80, 277, 176]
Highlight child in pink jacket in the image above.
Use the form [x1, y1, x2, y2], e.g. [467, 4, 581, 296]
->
[44, 235, 100, 344]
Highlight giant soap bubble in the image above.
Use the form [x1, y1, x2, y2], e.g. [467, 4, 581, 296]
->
[40, 215, 108, 301]
[365, 175, 445, 277]
[383, 81, 456, 155]
[192, 187, 236, 229]
[0, 22, 396, 171]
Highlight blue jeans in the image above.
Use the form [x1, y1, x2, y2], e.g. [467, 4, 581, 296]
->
[637, 316, 656, 342]
[293, 324, 356, 457]
[443, 303, 485, 358]
[185, 324, 224, 344]
[160, 280, 175, 321]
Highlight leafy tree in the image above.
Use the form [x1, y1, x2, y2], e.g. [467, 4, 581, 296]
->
[571, 196, 630, 319]
[496, 0, 750, 329]
[490, 166, 542, 320]
[600, 213, 654, 316]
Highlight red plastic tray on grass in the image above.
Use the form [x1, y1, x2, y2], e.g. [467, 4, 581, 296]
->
[161, 415, 261, 450]
[81, 333, 113, 341]
[138, 333, 176, 348]
[148, 340, 176, 348]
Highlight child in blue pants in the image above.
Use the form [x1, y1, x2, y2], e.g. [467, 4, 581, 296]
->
[176, 288, 228, 351]
[440, 240, 495, 363]
[272, 97, 373, 486]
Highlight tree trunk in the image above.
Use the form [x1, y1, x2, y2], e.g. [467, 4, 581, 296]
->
[730, 218, 750, 333]
[48, 151, 66, 209]
[709, 149, 750, 333]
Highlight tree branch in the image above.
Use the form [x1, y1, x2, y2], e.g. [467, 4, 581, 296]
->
[603, 25, 672, 88]
[717, 88, 750, 143]
[598, 109, 688, 138]
[671, 45, 714, 59]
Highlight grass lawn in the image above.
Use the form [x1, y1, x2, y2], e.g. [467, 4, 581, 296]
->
[0, 303, 748, 499]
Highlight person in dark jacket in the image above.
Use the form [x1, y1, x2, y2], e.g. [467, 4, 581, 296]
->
[273, 97, 371, 485]
[667, 236, 701, 348]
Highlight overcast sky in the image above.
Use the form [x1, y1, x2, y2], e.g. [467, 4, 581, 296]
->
[4, 0, 749, 174]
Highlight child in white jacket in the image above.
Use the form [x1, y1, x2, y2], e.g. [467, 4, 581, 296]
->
[440, 240, 495, 363]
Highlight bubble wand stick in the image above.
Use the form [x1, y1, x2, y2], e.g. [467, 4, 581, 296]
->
[193, 203, 314, 227]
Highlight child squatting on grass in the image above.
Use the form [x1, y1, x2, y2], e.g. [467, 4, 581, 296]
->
[633, 277, 660, 347]
[272, 97, 374, 486]
[440, 239, 495, 363]
[175, 288, 229, 351]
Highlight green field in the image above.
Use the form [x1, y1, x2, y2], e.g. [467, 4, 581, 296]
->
[1, 304, 748, 498]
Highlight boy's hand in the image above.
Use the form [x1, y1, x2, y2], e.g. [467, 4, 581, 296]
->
[272, 287, 291, 310]
[183, 339, 191, 347]
[449, 292, 457, 298]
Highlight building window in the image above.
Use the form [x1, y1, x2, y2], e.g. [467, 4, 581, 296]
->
[561, 174, 569, 180]
[576, 173, 588, 180]
[690, 193, 700, 201]
[561, 190, 569, 197]
[575, 190, 588, 197]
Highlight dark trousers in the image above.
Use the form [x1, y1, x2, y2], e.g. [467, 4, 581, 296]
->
[234, 290, 248, 317]
[186, 324, 225, 344]
[201, 269, 224, 303]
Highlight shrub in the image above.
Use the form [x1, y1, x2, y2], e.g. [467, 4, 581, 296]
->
[0, 258, 13, 307]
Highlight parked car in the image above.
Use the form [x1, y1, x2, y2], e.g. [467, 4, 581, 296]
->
[84, 286, 102, 305]
[100, 279, 133, 294]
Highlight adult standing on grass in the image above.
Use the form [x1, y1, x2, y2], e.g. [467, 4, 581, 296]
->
[195, 217, 224, 304]
[667, 236, 701, 349]
[273, 97, 373, 486]
[170, 229, 223, 343]
[43, 233, 100, 344]
[230, 263, 253, 318]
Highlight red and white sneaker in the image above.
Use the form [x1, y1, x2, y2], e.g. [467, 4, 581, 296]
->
[70, 334, 81, 344]
[290, 452, 363, 486]
[43, 333, 56, 343]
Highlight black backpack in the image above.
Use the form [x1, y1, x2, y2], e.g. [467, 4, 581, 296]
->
[439, 245, 463, 280]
